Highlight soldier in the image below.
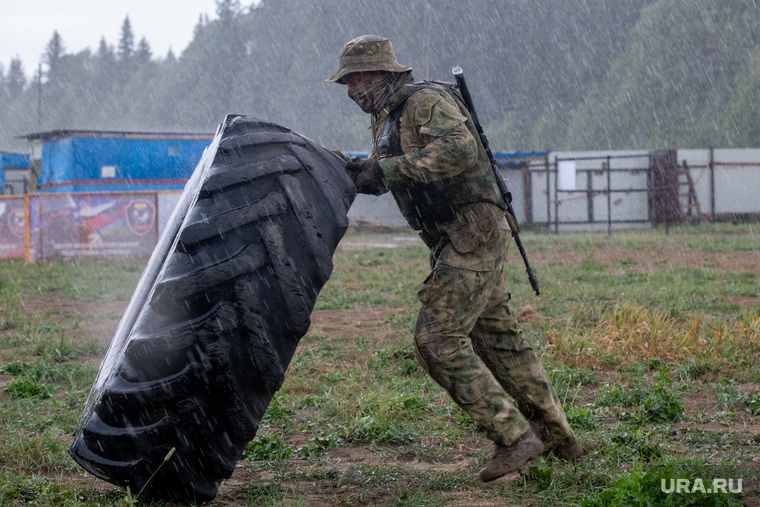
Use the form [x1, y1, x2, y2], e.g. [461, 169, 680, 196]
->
[328, 35, 583, 482]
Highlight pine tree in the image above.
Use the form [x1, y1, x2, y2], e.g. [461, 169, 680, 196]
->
[136, 37, 152, 65]
[118, 16, 135, 66]
[43, 30, 66, 75]
[211, 0, 244, 108]
[94, 37, 117, 99]
[193, 14, 206, 38]
[6, 57, 26, 99]
[97, 37, 115, 63]
[216, 0, 242, 23]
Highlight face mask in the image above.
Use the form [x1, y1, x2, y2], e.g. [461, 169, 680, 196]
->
[347, 73, 401, 114]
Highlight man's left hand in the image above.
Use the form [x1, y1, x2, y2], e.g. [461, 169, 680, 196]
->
[378, 158, 403, 187]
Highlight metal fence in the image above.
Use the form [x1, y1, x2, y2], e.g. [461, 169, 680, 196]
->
[349, 149, 760, 234]
[521, 148, 760, 234]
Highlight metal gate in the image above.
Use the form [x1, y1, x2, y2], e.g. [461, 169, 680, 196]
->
[540, 150, 709, 234]
[545, 152, 651, 234]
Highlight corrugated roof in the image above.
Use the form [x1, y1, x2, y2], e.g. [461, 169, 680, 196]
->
[17, 129, 214, 142]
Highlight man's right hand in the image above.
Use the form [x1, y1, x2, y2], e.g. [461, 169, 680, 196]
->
[346, 158, 377, 175]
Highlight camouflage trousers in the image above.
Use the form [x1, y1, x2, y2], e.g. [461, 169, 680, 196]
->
[413, 230, 577, 449]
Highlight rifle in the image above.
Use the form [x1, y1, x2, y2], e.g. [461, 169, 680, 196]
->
[452, 66, 540, 296]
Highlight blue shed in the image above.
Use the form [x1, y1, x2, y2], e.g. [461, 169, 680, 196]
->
[20, 130, 213, 193]
[0, 152, 30, 194]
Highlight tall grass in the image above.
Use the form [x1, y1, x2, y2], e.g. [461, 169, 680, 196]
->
[546, 304, 760, 367]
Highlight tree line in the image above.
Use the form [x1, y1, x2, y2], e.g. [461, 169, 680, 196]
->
[1, 0, 758, 154]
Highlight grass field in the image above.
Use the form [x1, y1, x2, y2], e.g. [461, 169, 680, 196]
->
[0, 222, 758, 506]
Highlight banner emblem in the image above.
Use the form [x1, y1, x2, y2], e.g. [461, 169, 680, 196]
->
[8, 208, 25, 239]
[125, 199, 156, 236]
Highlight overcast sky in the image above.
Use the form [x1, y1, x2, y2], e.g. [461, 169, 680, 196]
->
[0, 0, 221, 76]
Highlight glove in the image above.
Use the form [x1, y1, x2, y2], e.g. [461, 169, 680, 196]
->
[343, 157, 386, 196]
[344, 157, 403, 195]
[346, 157, 378, 176]
[377, 158, 403, 187]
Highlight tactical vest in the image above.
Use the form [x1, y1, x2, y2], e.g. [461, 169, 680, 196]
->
[375, 81, 505, 233]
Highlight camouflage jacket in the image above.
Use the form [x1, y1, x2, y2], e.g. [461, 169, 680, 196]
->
[369, 81, 508, 263]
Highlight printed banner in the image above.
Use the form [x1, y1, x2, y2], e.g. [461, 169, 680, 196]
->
[0, 198, 26, 259]
[158, 192, 182, 237]
[31, 194, 157, 260]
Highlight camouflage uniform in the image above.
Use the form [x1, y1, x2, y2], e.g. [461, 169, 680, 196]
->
[371, 82, 577, 451]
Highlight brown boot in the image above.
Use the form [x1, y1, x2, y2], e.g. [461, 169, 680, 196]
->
[551, 441, 584, 461]
[478, 430, 545, 483]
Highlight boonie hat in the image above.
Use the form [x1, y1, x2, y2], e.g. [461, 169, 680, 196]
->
[327, 35, 412, 84]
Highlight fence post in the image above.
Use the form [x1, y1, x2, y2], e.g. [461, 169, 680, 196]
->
[587, 170, 593, 224]
[24, 194, 30, 263]
[524, 162, 532, 224]
[547, 157, 552, 234]
[554, 158, 559, 234]
[38, 196, 43, 260]
[543, 153, 549, 232]
[607, 155, 612, 236]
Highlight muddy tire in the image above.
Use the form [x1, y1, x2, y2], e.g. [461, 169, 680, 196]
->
[69, 115, 355, 503]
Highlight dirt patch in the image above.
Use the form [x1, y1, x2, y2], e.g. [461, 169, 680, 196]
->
[61, 471, 119, 496]
[679, 390, 720, 418]
[517, 305, 539, 323]
[676, 384, 760, 432]
[211, 436, 492, 506]
[17, 292, 128, 345]
[339, 238, 422, 251]
[309, 307, 402, 337]
[726, 294, 760, 306]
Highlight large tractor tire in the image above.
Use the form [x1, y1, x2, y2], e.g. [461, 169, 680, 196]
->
[69, 115, 355, 503]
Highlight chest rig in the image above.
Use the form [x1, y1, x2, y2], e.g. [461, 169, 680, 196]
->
[375, 81, 457, 158]
[373, 81, 505, 233]
[376, 106, 404, 158]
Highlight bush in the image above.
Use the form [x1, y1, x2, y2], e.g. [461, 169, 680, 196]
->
[299, 432, 344, 457]
[3, 379, 56, 399]
[637, 369, 683, 423]
[243, 434, 295, 462]
[595, 382, 648, 407]
[582, 464, 742, 507]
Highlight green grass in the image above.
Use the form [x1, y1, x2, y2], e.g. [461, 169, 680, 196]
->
[0, 225, 757, 505]
[0, 257, 143, 303]
[527, 222, 760, 253]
